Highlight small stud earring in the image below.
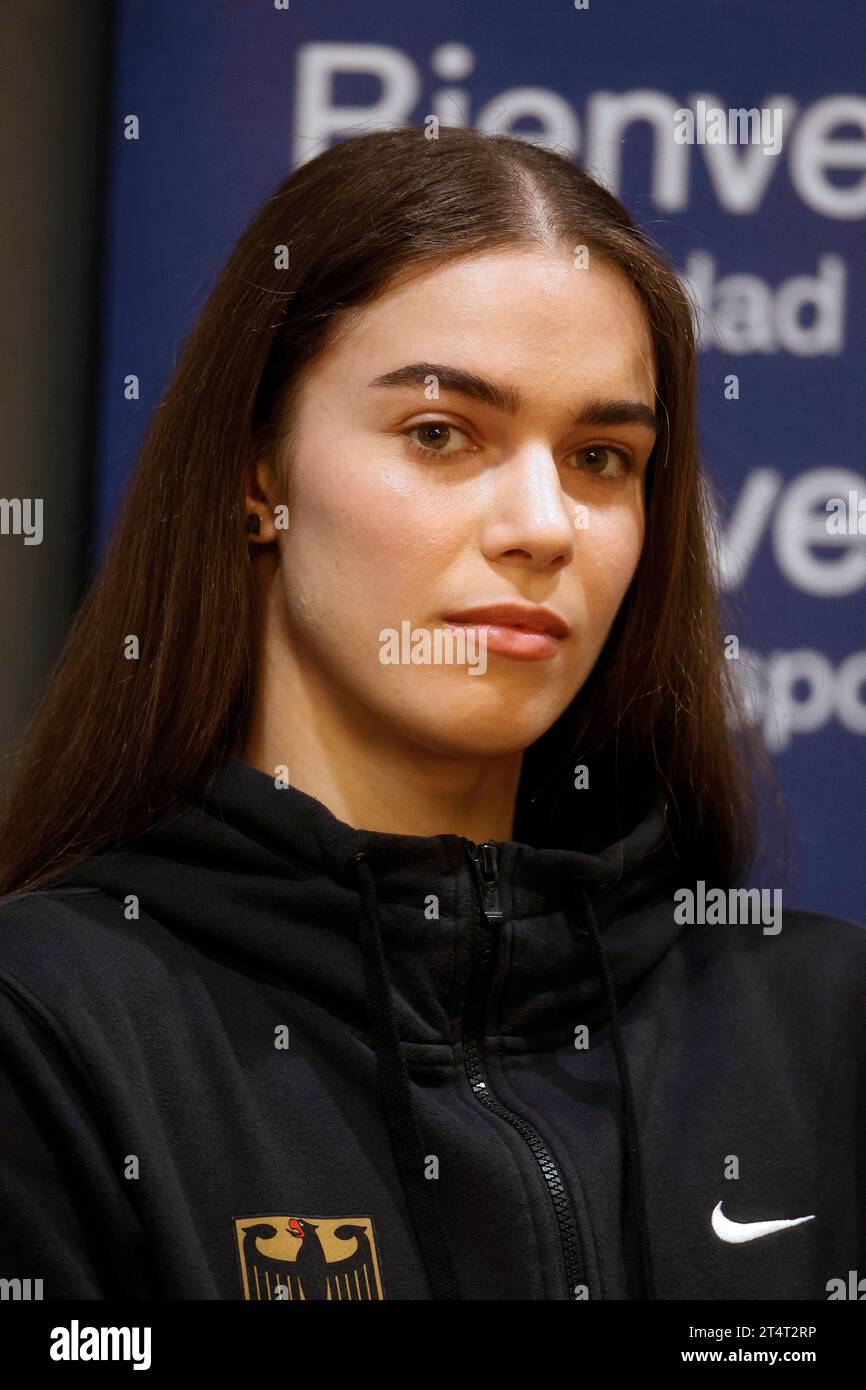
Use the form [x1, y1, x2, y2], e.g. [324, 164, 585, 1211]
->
[246, 512, 262, 536]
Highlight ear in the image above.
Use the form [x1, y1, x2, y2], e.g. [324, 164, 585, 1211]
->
[243, 452, 283, 543]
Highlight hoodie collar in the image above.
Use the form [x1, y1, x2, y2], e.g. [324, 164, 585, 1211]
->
[132, 756, 682, 1041]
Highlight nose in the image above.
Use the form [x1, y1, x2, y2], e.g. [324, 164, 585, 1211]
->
[480, 446, 577, 572]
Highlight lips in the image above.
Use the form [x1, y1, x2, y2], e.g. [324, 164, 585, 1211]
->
[441, 603, 570, 639]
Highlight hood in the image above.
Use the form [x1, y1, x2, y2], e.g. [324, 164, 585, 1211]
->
[49, 755, 688, 1300]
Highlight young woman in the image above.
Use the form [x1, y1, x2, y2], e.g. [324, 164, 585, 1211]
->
[0, 125, 863, 1303]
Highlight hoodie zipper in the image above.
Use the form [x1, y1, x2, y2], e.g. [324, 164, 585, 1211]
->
[463, 841, 585, 1301]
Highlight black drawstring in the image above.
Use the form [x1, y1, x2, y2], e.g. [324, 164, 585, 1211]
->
[571, 882, 657, 1300]
[348, 850, 463, 1299]
[347, 848, 656, 1301]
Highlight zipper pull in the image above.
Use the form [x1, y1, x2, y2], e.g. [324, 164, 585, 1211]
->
[467, 841, 504, 926]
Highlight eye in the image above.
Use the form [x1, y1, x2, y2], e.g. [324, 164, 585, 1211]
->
[569, 444, 633, 479]
[404, 421, 472, 458]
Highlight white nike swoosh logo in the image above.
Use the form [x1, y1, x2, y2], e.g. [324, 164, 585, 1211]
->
[711, 1200, 815, 1244]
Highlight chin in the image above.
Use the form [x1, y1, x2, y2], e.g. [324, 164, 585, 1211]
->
[366, 678, 567, 757]
[414, 731, 539, 761]
[399, 708, 554, 760]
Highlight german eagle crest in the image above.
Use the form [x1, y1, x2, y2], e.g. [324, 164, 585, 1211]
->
[234, 1215, 384, 1300]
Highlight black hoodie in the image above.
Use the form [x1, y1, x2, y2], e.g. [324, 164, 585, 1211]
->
[0, 756, 864, 1301]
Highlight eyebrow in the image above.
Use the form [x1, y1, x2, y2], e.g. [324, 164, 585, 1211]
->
[367, 362, 658, 432]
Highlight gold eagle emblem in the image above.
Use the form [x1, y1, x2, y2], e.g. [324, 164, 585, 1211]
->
[234, 1215, 385, 1300]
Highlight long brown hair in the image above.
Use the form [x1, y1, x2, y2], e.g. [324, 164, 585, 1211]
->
[0, 124, 774, 896]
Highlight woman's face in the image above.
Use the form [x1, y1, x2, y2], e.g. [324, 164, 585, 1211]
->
[255, 247, 658, 759]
